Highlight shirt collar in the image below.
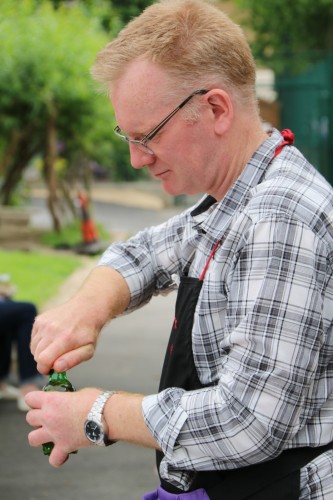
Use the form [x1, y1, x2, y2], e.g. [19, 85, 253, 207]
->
[190, 128, 283, 238]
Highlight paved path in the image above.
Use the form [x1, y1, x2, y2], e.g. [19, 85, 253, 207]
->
[0, 184, 183, 500]
[0, 287, 176, 500]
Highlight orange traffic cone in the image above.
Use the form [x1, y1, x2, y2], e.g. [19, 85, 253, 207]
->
[77, 192, 98, 244]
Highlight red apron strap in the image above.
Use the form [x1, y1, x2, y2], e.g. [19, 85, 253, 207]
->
[273, 129, 294, 158]
[199, 240, 221, 281]
[199, 129, 294, 281]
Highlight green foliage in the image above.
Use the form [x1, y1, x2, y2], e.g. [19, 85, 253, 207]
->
[111, 0, 155, 25]
[47, 0, 155, 30]
[0, 0, 147, 207]
[0, 249, 82, 308]
[110, 137, 149, 181]
[0, 0, 112, 161]
[234, 0, 333, 71]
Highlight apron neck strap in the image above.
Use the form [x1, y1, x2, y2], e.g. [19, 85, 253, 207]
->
[199, 240, 221, 281]
[199, 129, 294, 282]
[273, 128, 294, 158]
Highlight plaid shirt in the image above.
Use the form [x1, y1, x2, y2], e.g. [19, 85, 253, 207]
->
[99, 129, 333, 496]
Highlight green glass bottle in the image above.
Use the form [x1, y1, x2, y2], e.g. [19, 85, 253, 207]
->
[42, 369, 77, 456]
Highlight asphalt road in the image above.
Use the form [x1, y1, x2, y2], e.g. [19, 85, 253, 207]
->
[28, 193, 182, 236]
[0, 292, 176, 500]
[0, 195, 182, 500]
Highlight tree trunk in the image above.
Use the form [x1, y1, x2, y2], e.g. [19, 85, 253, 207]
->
[59, 178, 77, 218]
[43, 105, 61, 232]
[0, 129, 22, 175]
[0, 127, 38, 205]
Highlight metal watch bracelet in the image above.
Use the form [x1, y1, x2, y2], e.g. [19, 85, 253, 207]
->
[86, 391, 114, 421]
[87, 390, 117, 446]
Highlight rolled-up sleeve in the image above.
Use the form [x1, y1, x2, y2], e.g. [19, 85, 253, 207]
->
[97, 211, 192, 311]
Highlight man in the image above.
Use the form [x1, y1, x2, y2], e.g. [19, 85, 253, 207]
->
[26, 1, 333, 498]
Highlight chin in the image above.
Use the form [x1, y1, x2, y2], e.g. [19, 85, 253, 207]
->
[161, 182, 180, 196]
[161, 178, 196, 197]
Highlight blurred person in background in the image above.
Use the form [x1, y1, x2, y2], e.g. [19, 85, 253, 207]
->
[0, 274, 43, 412]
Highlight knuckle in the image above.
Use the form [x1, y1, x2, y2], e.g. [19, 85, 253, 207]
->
[85, 344, 95, 360]
[28, 432, 37, 446]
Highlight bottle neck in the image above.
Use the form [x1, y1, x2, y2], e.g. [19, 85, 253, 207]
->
[49, 369, 68, 383]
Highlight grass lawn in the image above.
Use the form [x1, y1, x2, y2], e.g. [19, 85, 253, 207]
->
[0, 249, 83, 309]
[40, 220, 109, 247]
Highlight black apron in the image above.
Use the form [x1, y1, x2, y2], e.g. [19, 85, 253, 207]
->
[156, 130, 332, 499]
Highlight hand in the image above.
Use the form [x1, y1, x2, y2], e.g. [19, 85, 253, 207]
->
[31, 300, 99, 375]
[0, 282, 17, 298]
[30, 266, 131, 375]
[25, 388, 101, 467]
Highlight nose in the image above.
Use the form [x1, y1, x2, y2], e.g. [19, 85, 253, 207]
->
[129, 143, 155, 169]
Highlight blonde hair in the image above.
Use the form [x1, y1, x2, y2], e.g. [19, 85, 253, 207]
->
[91, 0, 257, 106]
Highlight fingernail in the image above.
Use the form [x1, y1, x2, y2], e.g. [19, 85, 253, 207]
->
[55, 359, 68, 372]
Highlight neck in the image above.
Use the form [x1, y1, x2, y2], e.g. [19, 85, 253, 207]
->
[210, 114, 268, 201]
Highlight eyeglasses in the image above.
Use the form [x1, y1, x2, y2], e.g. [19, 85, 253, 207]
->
[114, 89, 208, 155]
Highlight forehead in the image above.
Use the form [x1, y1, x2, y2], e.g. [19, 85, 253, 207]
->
[111, 60, 171, 131]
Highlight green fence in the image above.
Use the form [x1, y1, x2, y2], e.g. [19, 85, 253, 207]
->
[275, 52, 333, 185]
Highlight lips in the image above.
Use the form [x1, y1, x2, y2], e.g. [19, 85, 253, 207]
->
[151, 169, 170, 179]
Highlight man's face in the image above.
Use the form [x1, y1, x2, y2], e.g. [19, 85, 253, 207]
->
[111, 60, 220, 197]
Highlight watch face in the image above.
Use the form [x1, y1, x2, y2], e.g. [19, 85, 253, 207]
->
[85, 420, 102, 442]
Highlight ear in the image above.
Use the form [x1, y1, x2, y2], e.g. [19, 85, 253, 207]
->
[206, 89, 233, 136]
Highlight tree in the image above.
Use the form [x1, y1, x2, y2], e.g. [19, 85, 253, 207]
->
[110, 0, 155, 25]
[48, 0, 155, 30]
[234, 0, 333, 69]
[0, 0, 119, 229]
[233, 0, 333, 186]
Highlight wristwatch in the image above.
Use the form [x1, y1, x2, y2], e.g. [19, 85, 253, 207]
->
[84, 391, 117, 446]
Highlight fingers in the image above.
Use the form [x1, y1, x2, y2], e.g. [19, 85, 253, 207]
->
[24, 390, 43, 410]
[31, 314, 97, 374]
[25, 392, 79, 468]
[27, 425, 69, 468]
[30, 317, 43, 356]
[31, 318, 70, 374]
[27, 426, 50, 448]
[53, 344, 95, 372]
[26, 405, 53, 448]
[48, 446, 69, 468]
[30, 315, 57, 357]
[36, 344, 95, 375]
